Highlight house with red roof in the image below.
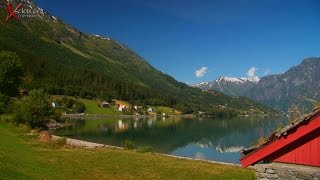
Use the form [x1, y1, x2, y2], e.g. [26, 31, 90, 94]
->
[241, 108, 320, 168]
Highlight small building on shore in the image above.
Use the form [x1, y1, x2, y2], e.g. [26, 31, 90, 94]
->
[133, 105, 143, 110]
[147, 107, 154, 112]
[240, 108, 320, 168]
[113, 99, 131, 112]
[99, 101, 111, 108]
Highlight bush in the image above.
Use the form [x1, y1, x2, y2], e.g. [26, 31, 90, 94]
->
[59, 97, 86, 113]
[74, 101, 86, 113]
[14, 89, 54, 129]
[0, 93, 10, 114]
[137, 146, 153, 153]
[122, 110, 133, 115]
[65, 98, 74, 109]
[123, 140, 135, 150]
[0, 115, 13, 123]
[53, 137, 67, 147]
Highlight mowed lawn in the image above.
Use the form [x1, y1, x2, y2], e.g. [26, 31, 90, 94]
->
[0, 122, 255, 180]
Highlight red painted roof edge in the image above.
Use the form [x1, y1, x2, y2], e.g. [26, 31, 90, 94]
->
[240, 108, 320, 167]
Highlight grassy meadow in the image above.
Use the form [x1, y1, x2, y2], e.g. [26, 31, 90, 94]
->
[51, 95, 182, 115]
[0, 121, 256, 180]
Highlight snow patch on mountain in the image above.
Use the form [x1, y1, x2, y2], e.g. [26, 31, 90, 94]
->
[190, 76, 260, 96]
[192, 76, 259, 88]
[216, 76, 260, 84]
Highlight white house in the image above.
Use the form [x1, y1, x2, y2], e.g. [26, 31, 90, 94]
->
[118, 105, 127, 112]
[134, 105, 143, 110]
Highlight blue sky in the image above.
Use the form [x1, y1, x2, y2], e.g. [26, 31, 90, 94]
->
[36, 0, 320, 83]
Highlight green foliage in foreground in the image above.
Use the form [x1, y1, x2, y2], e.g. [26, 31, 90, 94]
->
[0, 94, 11, 114]
[14, 89, 55, 129]
[0, 122, 256, 180]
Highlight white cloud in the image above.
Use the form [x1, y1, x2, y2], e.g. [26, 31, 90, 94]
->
[251, 76, 260, 82]
[247, 67, 258, 78]
[246, 67, 260, 82]
[195, 67, 208, 78]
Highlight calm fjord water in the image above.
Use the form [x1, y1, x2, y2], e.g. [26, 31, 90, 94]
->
[54, 116, 287, 164]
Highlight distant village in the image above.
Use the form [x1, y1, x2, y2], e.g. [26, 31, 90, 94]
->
[97, 100, 159, 115]
[49, 95, 181, 116]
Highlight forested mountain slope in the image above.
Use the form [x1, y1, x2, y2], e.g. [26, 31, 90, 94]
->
[0, 1, 274, 115]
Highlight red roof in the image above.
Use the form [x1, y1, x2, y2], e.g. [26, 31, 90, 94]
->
[240, 108, 320, 168]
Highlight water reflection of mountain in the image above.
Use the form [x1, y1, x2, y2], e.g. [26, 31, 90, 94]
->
[55, 116, 287, 153]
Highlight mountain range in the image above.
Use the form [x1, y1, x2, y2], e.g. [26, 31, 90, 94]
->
[193, 58, 320, 112]
[0, 0, 274, 115]
[192, 76, 259, 97]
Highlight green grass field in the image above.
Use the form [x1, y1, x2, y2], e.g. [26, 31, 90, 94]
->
[0, 122, 256, 179]
[52, 95, 122, 115]
[76, 98, 122, 115]
[155, 106, 182, 115]
[52, 95, 183, 116]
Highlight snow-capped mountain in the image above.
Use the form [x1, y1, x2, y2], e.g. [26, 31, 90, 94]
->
[246, 58, 320, 111]
[191, 76, 259, 96]
[192, 58, 320, 112]
[215, 76, 259, 84]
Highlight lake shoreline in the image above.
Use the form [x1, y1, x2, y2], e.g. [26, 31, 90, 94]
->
[62, 113, 276, 119]
[54, 115, 288, 165]
[51, 134, 241, 167]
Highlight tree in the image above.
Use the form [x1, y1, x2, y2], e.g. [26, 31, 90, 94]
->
[14, 89, 53, 129]
[0, 93, 10, 114]
[62, 98, 74, 109]
[0, 51, 22, 97]
[74, 101, 86, 113]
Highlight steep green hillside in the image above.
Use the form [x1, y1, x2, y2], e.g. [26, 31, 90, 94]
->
[0, 1, 274, 115]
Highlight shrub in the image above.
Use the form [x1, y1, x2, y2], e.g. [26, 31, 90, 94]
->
[0, 115, 13, 123]
[74, 101, 86, 113]
[53, 137, 67, 147]
[124, 140, 135, 150]
[0, 93, 10, 114]
[137, 146, 153, 153]
[123, 110, 133, 115]
[14, 89, 54, 129]
[65, 98, 74, 109]
[59, 97, 86, 113]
